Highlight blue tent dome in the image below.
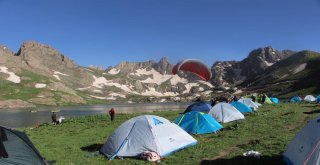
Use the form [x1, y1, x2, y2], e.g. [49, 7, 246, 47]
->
[316, 95, 320, 103]
[270, 97, 280, 104]
[183, 102, 212, 113]
[175, 111, 223, 134]
[230, 101, 253, 113]
[291, 96, 302, 103]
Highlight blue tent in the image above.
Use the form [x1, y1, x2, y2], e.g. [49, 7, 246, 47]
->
[175, 111, 223, 134]
[183, 102, 212, 113]
[270, 97, 280, 104]
[291, 96, 302, 103]
[230, 101, 253, 113]
[316, 95, 320, 103]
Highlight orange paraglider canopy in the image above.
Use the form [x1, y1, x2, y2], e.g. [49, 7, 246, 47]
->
[172, 59, 212, 81]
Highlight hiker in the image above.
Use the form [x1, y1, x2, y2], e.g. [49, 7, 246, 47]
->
[109, 108, 115, 121]
[51, 112, 57, 124]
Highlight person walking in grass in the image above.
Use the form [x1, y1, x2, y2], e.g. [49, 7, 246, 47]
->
[109, 108, 116, 121]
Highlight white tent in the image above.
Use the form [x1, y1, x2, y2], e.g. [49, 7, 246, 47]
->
[238, 98, 259, 111]
[100, 115, 197, 160]
[304, 95, 316, 102]
[208, 103, 245, 123]
[283, 115, 320, 165]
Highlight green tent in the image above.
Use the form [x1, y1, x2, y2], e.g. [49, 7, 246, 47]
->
[0, 125, 48, 165]
[243, 94, 273, 104]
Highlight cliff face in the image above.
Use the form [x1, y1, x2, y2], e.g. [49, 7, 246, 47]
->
[211, 46, 294, 89]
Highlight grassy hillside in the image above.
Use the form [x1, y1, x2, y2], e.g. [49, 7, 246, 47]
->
[24, 103, 320, 165]
[0, 70, 110, 106]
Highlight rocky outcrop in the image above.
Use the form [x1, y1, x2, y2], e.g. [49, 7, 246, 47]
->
[211, 46, 294, 89]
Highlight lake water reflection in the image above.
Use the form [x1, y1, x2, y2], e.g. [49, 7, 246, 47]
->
[0, 102, 190, 128]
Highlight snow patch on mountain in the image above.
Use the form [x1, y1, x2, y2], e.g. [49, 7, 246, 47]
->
[109, 93, 126, 98]
[292, 63, 307, 74]
[108, 68, 120, 75]
[197, 80, 214, 88]
[93, 89, 103, 93]
[53, 71, 69, 80]
[90, 95, 107, 100]
[92, 76, 134, 93]
[183, 83, 199, 94]
[131, 68, 172, 85]
[141, 87, 178, 96]
[0, 66, 21, 83]
[35, 83, 47, 88]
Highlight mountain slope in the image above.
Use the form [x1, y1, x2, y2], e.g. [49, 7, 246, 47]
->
[0, 41, 214, 108]
[240, 50, 320, 97]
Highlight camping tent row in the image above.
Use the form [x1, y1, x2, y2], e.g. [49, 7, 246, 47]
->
[243, 94, 277, 104]
[0, 126, 48, 165]
[100, 101, 255, 161]
[175, 101, 256, 135]
[291, 95, 319, 103]
[183, 99, 262, 123]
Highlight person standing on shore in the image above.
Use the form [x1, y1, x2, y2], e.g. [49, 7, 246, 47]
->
[109, 108, 115, 121]
[51, 112, 57, 125]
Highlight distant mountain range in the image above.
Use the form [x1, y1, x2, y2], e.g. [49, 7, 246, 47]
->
[0, 41, 319, 108]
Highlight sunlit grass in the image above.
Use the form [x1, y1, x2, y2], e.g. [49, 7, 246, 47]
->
[24, 103, 320, 165]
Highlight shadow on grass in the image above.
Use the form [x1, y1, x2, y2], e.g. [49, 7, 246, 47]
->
[200, 155, 285, 165]
[46, 160, 57, 165]
[301, 104, 319, 108]
[303, 109, 320, 115]
[81, 143, 103, 152]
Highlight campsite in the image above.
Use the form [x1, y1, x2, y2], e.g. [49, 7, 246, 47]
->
[14, 102, 318, 165]
[1, 1, 320, 165]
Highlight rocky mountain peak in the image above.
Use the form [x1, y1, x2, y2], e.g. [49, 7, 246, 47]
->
[15, 41, 77, 71]
[0, 45, 14, 56]
[246, 46, 282, 63]
[211, 46, 294, 89]
[154, 57, 172, 74]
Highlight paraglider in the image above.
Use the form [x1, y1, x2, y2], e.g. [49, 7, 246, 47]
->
[172, 59, 212, 81]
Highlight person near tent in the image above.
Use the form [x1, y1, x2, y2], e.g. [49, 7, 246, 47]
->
[51, 112, 57, 125]
[251, 95, 256, 102]
[109, 108, 116, 121]
[211, 99, 219, 107]
[261, 94, 266, 103]
[0, 128, 8, 158]
[233, 95, 239, 102]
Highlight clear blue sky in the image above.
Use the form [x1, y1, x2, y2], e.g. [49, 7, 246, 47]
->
[1, 0, 320, 68]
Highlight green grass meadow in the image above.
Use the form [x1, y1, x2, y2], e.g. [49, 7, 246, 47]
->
[24, 103, 320, 165]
